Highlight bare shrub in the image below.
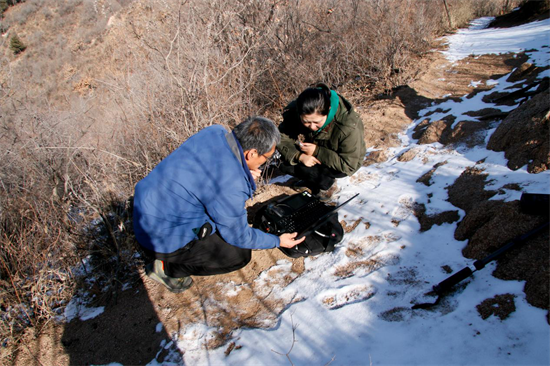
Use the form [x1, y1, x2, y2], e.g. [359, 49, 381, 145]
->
[110, 0, 445, 128]
[0, 110, 84, 344]
[7, 0, 44, 25]
[343, 0, 440, 93]
[0, 101, 141, 347]
[440, 0, 523, 30]
[214, 0, 439, 101]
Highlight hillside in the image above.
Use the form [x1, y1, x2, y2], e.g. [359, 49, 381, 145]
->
[3, 7, 548, 366]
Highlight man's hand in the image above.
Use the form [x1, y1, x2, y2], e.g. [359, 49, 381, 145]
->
[299, 154, 321, 167]
[300, 142, 317, 156]
[250, 168, 262, 181]
[279, 232, 306, 248]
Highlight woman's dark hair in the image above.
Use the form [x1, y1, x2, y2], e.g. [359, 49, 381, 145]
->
[296, 83, 331, 116]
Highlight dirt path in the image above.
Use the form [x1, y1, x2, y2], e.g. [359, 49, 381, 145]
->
[6, 43, 531, 366]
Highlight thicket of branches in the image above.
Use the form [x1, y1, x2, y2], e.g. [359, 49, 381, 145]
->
[0, 0, 25, 15]
[0, 0, 519, 352]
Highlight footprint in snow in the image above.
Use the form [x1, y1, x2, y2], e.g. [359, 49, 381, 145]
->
[391, 195, 416, 223]
[382, 167, 400, 181]
[349, 171, 381, 189]
[319, 284, 377, 310]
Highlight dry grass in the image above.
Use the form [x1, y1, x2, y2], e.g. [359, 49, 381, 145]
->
[340, 218, 363, 233]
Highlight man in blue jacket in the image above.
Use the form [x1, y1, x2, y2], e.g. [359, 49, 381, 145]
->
[133, 116, 305, 293]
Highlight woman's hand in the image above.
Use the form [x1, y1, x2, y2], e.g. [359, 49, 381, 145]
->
[300, 142, 317, 156]
[299, 154, 321, 167]
[279, 232, 306, 248]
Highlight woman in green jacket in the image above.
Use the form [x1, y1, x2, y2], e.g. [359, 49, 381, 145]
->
[277, 84, 366, 200]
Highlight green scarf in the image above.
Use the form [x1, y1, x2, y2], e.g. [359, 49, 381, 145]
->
[314, 90, 339, 135]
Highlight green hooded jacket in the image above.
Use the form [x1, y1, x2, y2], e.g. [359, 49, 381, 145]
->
[277, 93, 366, 176]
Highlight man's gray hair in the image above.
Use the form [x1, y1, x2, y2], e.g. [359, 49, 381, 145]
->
[233, 116, 280, 155]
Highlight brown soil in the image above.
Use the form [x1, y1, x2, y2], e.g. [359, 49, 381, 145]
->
[4, 15, 550, 366]
[9, 243, 306, 365]
[476, 294, 516, 320]
[447, 166, 498, 214]
[412, 203, 460, 233]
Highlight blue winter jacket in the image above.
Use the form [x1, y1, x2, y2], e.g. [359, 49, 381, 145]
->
[133, 125, 280, 254]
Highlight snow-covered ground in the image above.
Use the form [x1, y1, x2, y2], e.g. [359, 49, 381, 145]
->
[98, 17, 550, 366]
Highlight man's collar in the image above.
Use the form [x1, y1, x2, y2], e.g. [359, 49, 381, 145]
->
[226, 131, 256, 192]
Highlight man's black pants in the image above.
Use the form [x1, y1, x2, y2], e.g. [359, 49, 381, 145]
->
[144, 232, 251, 278]
[278, 161, 346, 191]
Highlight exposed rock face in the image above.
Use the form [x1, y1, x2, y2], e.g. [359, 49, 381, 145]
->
[487, 87, 550, 173]
[454, 199, 549, 318]
[413, 117, 454, 144]
[488, 0, 550, 28]
[413, 115, 492, 148]
[446, 167, 497, 214]
[507, 62, 541, 84]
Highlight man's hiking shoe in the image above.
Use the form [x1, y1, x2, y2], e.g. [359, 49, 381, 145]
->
[145, 260, 192, 293]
